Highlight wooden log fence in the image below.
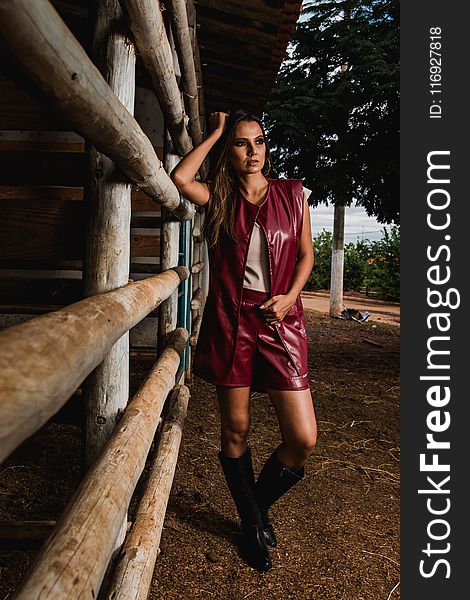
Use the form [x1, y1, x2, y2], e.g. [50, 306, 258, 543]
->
[13, 329, 188, 600]
[82, 0, 136, 467]
[120, 0, 193, 156]
[190, 286, 204, 311]
[0, 0, 195, 221]
[0, 266, 189, 464]
[189, 315, 202, 347]
[191, 261, 205, 274]
[158, 143, 184, 354]
[0, 0, 211, 596]
[107, 384, 190, 599]
[167, 0, 203, 147]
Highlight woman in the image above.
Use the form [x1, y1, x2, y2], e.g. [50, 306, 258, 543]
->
[171, 110, 317, 571]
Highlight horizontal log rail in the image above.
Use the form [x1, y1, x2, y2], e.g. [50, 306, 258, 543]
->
[0, 0, 194, 221]
[0, 266, 189, 463]
[108, 384, 190, 599]
[13, 330, 188, 599]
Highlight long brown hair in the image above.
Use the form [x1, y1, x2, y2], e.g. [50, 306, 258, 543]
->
[202, 110, 272, 249]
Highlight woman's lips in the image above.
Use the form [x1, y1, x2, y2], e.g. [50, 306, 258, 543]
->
[247, 160, 259, 166]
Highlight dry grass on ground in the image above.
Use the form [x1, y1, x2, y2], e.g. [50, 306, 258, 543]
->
[0, 309, 400, 599]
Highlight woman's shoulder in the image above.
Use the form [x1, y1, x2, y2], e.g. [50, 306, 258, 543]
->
[269, 178, 304, 200]
[268, 177, 303, 192]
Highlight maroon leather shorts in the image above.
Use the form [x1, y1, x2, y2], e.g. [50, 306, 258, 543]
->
[218, 287, 309, 392]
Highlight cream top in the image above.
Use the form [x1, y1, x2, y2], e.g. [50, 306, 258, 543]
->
[243, 221, 270, 292]
[242, 186, 312, 292]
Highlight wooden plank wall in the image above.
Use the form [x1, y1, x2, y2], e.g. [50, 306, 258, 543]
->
[0, 68, 167, 351]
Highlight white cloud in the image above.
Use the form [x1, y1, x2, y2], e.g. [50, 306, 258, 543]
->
[309, 204, 386, 242]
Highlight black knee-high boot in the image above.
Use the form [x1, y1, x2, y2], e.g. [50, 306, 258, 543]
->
[254, 449, 305, 547]
[218, 447, 272, 571]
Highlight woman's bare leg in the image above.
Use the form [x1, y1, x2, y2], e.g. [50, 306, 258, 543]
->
[265, 387, 317, 471]
[216, 385, 252, 457]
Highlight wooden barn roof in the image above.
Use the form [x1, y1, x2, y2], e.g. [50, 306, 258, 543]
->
[194, 0, 303, 115]
[50, 0, 303, 119]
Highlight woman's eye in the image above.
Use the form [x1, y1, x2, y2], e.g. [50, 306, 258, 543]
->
[234, 141, 245, 147]
[256, 138, 265, 145]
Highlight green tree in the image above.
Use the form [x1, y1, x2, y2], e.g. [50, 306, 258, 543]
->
[344, 239, 368, 291]
[364, 225, 400, 300]
[265, 0, 399, 224]
[306, 229, 332, 290]
[305, 226, 400, 300]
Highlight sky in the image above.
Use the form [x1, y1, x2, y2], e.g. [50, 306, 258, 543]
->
[309, 203, 387, 243]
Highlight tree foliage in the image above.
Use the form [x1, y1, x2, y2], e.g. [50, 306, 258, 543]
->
[306, 225, 400, 300]
[264, 0, 399, 224]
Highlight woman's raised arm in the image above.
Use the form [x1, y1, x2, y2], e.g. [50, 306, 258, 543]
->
[170, 112, 228, 206]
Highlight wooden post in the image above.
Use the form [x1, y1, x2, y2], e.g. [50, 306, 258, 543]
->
[167, 0, 203, 146]
[0, 0, 194, 221]
[107, 384, 190, 599]
[200, 215, 210, 307]
[187, 0, 209, 178]
[190, 315, 202, 347]
[191, 210, 203, 344]
[191, 261, 205, 274]
[190, 287, 204, 311]
[120, 0, 193, 156]
[12, 330, 188, 600]
[158, 139, 182, 354]
[0, 267, 189, 464]
[82, 0, 135, 467]
[192, 226, 203, 243]
[330, 204, 345, 317]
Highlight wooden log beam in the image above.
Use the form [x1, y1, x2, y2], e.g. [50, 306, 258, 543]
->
[120, 0, 193, 156]
[82, 0, 135, 467]
[107, 384, 190, 599]
[158, 145, 182, 354]
[200, 214, 210, 307]
[189, 315, 202, 347]
[0, 267, 189, 464]
[192, 227, 203, 243]
[167, 0, 203, 146]
[0, 0, 194, 221]
[190, 286, 204, 311]
[191, 261, 204, 274]
[12, 331, 188, 599]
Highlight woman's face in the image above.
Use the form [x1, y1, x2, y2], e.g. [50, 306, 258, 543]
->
[228, 120, 267, 176]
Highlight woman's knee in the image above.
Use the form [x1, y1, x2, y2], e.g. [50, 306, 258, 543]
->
[220, 418, 250, 448]
[286, 431, 317, 462]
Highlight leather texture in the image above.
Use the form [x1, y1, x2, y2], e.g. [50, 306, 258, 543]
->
[193, 178, 309, 386]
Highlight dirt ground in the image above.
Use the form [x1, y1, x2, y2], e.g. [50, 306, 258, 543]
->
[0, 300, 400, 599]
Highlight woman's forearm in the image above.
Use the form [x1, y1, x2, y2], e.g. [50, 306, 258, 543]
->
[286, 251, 315, 300]
[171, 129, 222, 186]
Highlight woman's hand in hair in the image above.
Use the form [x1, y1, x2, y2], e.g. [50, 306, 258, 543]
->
[209, 112, 229, 135]
[170, 113, 228, 206]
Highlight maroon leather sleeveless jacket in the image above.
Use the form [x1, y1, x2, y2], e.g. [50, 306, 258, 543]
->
[193, 178, 309, 383]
